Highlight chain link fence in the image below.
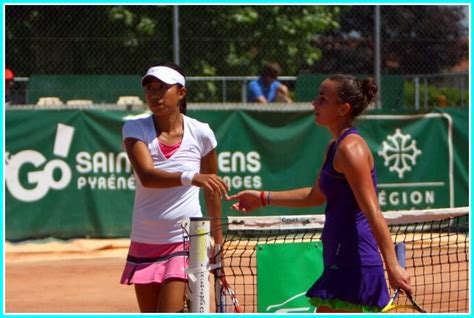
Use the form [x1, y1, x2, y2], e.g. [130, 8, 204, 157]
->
[6, 5, 468, 108]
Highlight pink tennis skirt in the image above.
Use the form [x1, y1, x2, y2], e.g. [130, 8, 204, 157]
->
[120, 241, 189, 285]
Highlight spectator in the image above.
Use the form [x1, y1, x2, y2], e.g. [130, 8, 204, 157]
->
[247, 63, 293, 103]
[5, 68, 14, 103]
[437, 95, 448, 107]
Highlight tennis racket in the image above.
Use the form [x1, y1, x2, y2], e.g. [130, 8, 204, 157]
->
[218, 275, 242, 313]
[213, 244, 242, 313]
[382, 243, 426, 313]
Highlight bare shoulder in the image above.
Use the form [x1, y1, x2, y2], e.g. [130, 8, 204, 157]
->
[334, 134, 372, 171]
[338, 134, 370, 156]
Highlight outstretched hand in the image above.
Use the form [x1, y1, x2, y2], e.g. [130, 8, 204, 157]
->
[226, 190, 263, 213]
[192, 173, 228, 198]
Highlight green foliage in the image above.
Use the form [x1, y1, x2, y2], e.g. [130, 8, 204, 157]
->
[6, 6, 172, 74]
[313, 6, 467, 74]
[6, 6, 341, 78]
[109, 6, 134, 26]
[9, 6, 466, 104]
[178, 6, 341, 101]
[403, 81, 469, 109]
[136, 17, 155, 35]
[218, 6, 340, 75]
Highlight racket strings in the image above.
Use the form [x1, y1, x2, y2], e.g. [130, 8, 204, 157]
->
[219, 276, 242, 313]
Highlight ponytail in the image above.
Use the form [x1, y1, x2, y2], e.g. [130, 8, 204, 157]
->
[329, 74, 378, 120]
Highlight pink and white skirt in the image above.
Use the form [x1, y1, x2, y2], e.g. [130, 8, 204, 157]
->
[120, 241, 189, 285]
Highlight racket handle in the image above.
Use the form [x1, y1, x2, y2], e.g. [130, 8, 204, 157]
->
[395, 242, 406, 269]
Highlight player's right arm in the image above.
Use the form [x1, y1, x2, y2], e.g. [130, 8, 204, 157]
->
[226, 181, 325, 212]
[124, 137, 227, 197]
[124, 137, 182, 188]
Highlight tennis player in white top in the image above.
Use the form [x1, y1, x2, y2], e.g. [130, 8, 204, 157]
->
[120, 63, 228, 313]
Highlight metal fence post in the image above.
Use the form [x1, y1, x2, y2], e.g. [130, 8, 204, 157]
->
[414, 77, 420, 110]
[374, 5, 382, 109]
[173, 6, 180, 65]
[424, 78, 428, 110]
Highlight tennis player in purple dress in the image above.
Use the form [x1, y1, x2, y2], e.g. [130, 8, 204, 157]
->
[227, 74, 412, 312]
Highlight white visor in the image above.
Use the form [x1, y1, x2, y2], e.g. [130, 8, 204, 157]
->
[141, 66, 185, 87]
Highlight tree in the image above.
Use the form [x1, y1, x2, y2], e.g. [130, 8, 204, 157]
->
[6, 6, 172, 75]
[178, 6, 342, 101]
[179, 6, 341, 76]
[6, 6, 343, 101]
[6, 6, 341, 76]
[311, 6, 468, 75]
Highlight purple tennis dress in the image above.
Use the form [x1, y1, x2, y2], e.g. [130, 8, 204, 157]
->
[306, 127, 390, 312]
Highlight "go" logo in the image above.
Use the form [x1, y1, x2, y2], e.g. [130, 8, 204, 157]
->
[6, 124, 75, 202]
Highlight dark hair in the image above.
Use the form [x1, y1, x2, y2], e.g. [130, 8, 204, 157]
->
[328, 74, 377, 120]
[143, 62, 187, 114]
[261, 63, 281, 78]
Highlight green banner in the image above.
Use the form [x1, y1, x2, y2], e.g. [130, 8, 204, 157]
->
[190, 109, 330, 217]
[5, 107, 468, 240]
[256, 242, 324, 313]
[6, 109, 135, 240]
[190, 108, 468, 215]
[358, 111, 461, 210]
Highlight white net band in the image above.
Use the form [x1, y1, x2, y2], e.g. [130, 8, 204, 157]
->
[227, 206, 469, 231]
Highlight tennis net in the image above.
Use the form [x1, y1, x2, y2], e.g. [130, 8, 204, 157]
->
[186, 207, 469, 313]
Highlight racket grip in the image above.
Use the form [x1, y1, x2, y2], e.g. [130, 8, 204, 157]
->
[395, 242, 406, 269]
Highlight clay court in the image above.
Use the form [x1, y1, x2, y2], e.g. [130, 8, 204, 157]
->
[5, 239, 222, 313]
[5, 239, 138, 313]
[5, 232, 469, 313]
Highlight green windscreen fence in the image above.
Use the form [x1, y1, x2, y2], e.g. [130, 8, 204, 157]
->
[295, 74, 404, 110]
[28, 73, 404, 108]
[5, 107, 468, 240]
[27, 75, 143, 104]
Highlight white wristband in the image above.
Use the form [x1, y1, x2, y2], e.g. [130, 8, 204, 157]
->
[181, 171, 196, 186]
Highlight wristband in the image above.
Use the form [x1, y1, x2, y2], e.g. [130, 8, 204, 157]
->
[181, 171, 196, 186]
[260, 191, 267, 207]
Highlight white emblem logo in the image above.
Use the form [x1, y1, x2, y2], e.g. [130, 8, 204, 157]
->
[6, 124, 75, 202]
[378, 128, 422, 179]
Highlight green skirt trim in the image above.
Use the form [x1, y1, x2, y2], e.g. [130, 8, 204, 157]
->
[309, 297, 382, 313]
